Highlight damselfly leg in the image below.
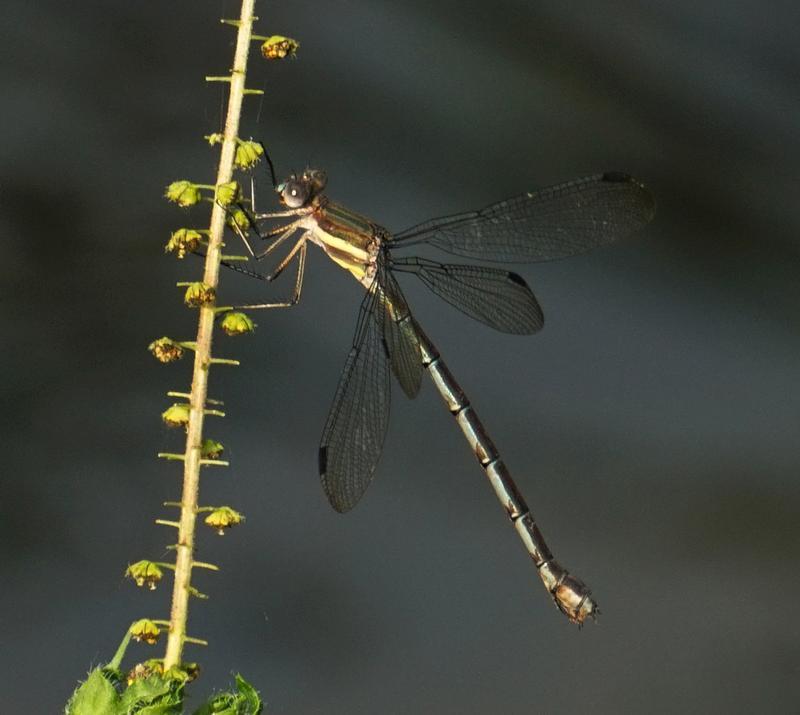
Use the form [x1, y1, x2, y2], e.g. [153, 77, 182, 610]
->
[219, 198, 311, 310]
[221, 240, 307, 311]
[228, 200, 309, 261]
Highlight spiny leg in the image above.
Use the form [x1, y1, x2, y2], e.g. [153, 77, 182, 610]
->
[225, 188, 312, 257]
[269, 232, 307, 282]
[253, 205, 314, 221]
[227, 239, 307, 311]
[229, 205, 307, 261]
[254, 209, 310, 219]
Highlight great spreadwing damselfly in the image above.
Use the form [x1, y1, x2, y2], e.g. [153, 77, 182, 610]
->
[218, 155, 654, 624]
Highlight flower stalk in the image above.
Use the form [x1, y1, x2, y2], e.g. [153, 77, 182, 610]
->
[65, 1, 295, 709]
[162, 0, 258, 671]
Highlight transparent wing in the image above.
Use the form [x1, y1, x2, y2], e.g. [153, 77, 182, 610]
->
[319, 283, 391, 513]
[392, 257, 544, 334]
[391, 173, 655, 263]
[379, 265, 423, 398]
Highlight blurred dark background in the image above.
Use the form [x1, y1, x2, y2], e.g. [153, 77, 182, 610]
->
[2, 0, 799, 712]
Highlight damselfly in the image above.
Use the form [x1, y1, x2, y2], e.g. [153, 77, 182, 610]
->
[222, 155, 654, 624]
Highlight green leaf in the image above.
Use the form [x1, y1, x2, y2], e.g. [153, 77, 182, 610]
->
[234, 675, 262, 713]
[135, 702, 184, 715]
[191, 695, 230, 715]
[119, 675, 171, 705]
[65, 668, 121, 715]
[119, 674, 183, 713]
[191, 673, 263, 715]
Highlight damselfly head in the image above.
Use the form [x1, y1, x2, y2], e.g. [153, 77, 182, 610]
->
[276, 168, 327, 208]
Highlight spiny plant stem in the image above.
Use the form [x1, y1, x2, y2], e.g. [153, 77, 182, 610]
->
[163, 0, 258, 670]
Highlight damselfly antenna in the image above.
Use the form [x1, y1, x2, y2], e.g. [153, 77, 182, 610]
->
[257, 141, 278, 189]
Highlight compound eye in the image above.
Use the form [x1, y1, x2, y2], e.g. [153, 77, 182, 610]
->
[281, 180, 309, 208]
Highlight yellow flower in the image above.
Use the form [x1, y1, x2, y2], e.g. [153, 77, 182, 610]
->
[204, 506, 244, 535]
[163, 662, 200, 683]
[216, 181, 241, 207]
[130, 619, 161, 645]
[261, 35, 299, 60]
[183, 282, 216, 307]
[148, 337, 184, 363]
[226, 207, 252, 233]
[165, 180, 201, 207]
[220, 312, 255, 336]
[234, 141, 264, 170]
[201, 439, 224, 460]
[162, 403, 190, 428]
[126, 660, 163, 685]
[165, 228, 203, 258]
[125, 561, 164, 590]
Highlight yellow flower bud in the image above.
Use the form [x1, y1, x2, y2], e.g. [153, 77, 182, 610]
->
[165, 228, 203, 258]
[125, 560, 164, 590]
[126, 660, 163, 685]
[226, 207, 252, 233]
[216, 181, 241, 207]
[201, 439, 224, 460]
[162, 403, 190, 428]
[220, 311, 256, 336]
[130, 619, 161, 645]
[165, 180, 201, 207]
[163, 662, 200, 683]
[204, 506, 244, 535]
[148, 337, 184, 363]
[183, 282, 216, 307]
[234, 140, 264, 170]
[261, 35, 299, 60]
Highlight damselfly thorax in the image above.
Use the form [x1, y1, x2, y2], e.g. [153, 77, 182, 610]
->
[301, 197, 385, 289]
